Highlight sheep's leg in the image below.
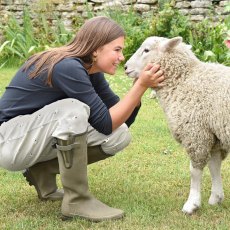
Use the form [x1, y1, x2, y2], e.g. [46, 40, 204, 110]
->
[208, 152, 224, 205]
[182, 162, 202, 214]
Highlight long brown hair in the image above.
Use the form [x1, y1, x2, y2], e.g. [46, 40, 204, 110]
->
[24, 16, 125, 86]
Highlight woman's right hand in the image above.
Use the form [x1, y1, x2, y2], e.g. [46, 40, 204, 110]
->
[137, 63, 165, 89]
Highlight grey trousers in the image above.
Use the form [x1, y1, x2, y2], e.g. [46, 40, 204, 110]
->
[0, 99, 131, 171]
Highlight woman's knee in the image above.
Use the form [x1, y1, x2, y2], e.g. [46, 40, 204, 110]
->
[101, 124, 131, 155]
[50, 99, 90, 140]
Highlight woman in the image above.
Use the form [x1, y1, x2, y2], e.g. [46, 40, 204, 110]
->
[0, 16, 164, 222]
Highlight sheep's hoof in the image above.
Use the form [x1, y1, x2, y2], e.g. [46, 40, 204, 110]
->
[208, 194, 224, 205]
[182, 201, 200, 215]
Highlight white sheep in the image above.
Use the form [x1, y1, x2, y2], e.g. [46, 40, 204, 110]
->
[125, 36, 230, 215]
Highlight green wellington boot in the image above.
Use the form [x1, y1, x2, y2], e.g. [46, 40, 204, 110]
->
[23, 158, 64, 201]
[56, 134, 124, 222]
[87, 145, 112, 165]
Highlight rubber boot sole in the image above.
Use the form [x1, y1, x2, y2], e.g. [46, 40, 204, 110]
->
[61, 213, 125, 222]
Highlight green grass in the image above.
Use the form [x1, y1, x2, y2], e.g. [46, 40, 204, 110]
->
[1, 67, 230, 229]
[0, 68, 17, 95]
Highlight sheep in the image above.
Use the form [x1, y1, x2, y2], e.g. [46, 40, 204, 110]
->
[124, 36, 230, 215]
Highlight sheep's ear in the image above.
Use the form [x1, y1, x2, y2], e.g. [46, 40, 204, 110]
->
[160, 37, 183, 52]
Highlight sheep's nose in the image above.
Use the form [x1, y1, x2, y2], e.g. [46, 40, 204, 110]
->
[124, 65, 127, 70]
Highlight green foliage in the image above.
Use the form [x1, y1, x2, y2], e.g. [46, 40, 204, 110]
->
[151, 3, 191, 39]
[0, 8, 72, 67]
[0, 9, 37, 66]
[101, 7, 151, 61]
[0, 3, 229, 67]
[34, 13, 73, 48]
[223, 2, 230, 59]
[189, 19, 229, 65]
[149, 3, 229, 65]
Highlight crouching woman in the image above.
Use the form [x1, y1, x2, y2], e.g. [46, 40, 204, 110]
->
[0, 16, 164, 222]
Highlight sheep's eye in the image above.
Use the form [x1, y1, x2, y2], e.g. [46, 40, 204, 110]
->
[143, 48, 150, 53]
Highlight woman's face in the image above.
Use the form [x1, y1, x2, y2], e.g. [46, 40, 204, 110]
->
[90, 36, 125, 75]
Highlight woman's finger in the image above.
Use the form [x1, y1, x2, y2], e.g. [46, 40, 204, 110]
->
[154, 70, 164, 78]
[149, 64, 160, 74]
[143, 63, 154, 71]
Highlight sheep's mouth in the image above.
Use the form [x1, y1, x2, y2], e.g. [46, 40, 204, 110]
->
[125, 70, 138, 78]
[125, 69, 135, 75]
[124, 70, 133, 75]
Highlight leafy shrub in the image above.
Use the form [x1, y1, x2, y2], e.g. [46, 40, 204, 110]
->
[151, 3, 191, 39]
[0, 8, 72, 67]
[33, 13, 73, 48]
[0, 9, 37, 66]
[0, 2, 229, 67]
[101, 7, 151, 61]
[189, 19, 229, 65]
[149, 3, 229, 65]
[223, 2, 230, 60]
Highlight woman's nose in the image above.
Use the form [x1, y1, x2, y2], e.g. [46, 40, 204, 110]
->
[120, 53, 125, 61]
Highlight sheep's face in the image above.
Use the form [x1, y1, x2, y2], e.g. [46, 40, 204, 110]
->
[125, 36, 184, 78]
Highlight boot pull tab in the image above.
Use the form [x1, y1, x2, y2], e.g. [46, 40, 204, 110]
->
[56, 143, 79, 169]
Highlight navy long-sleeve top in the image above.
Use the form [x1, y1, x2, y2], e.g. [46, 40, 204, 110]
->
[0, 58, 140, 135]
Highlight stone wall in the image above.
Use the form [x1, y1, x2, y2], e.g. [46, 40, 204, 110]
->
[0, 0, 229, 30]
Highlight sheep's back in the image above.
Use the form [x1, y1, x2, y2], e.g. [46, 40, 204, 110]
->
[157, 62, 230, 152]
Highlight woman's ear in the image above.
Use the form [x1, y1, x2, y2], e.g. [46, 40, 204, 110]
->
[92, 51, 98, 63]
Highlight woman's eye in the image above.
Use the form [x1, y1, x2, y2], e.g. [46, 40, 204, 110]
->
[115, 48, 122, 52]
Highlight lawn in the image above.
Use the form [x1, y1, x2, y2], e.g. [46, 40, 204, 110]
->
[0, 67, 230, 229]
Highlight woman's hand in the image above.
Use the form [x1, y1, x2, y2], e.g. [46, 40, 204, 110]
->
[109, 63, 164, 131]
[137, 63, 164, 89]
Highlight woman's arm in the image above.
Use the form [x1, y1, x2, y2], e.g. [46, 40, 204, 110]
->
[52, 59, 163, 134]
[109, 64, 164, 131]
[91, 72, 141, 127]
